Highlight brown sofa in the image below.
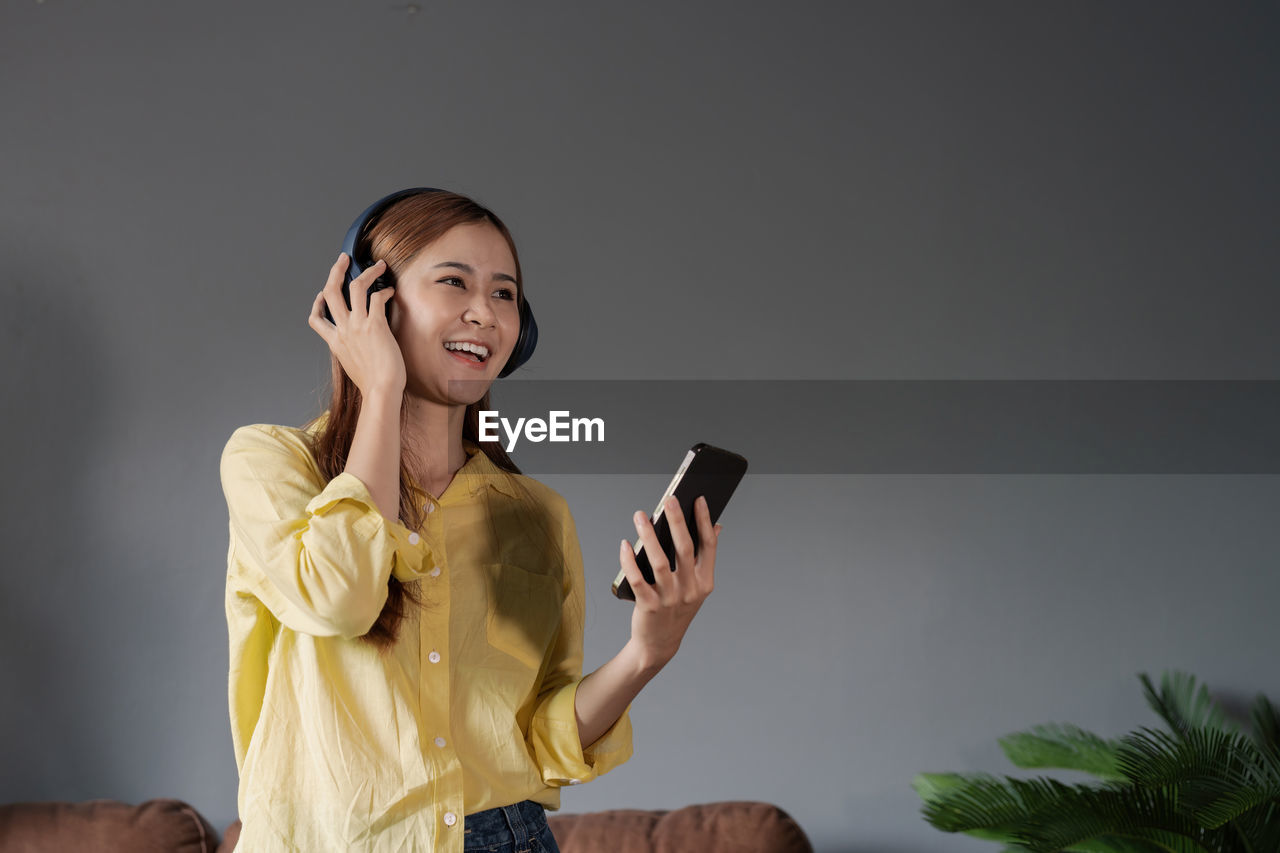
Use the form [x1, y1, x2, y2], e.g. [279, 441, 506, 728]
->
[0, 798, 814, 852]
[0, 799, 218, 853]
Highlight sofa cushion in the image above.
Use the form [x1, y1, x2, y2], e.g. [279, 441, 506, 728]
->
[221, 801, 813, 852]
[547, 800, 814, 853]
[0, 798, 217, 853]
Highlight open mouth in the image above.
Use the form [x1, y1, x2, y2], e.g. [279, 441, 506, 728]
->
[443, 342, 489, 365]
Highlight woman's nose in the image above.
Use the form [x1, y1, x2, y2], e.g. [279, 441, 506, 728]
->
[463, 293, 497, 326]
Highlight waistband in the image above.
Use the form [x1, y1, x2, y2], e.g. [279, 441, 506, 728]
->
[463, 799, 548, 846]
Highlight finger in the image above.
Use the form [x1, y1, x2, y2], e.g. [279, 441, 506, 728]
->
[308, 291, 337, 338]
[633, 510, 674, 597]
[309, 288, 326, 318]
[700, 519, 721, 593]
[619, 538, 659, 606]
[664, 495, 696, 576]
[323, 253, 351, 323]
[373, 284, 396, 322]
[692, 496, 717, 590]
[328, 251, 349, 283]
[349, 259, 386, 319]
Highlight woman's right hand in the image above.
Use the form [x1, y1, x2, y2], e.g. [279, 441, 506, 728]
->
[308, 252, 406, 399]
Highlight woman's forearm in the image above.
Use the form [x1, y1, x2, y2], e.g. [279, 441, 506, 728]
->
[574, 639, 669, 748]
[344, 390, 402, 521]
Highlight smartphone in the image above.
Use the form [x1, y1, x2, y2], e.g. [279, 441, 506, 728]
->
[612, 443, 748, 601]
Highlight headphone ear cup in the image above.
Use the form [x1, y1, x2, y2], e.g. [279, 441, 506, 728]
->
[499, 298, 538, 378]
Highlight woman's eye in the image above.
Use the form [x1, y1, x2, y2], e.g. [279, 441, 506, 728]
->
[440, 276, 513, 300]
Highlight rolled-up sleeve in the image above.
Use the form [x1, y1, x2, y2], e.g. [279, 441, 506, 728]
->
[220, 424, 445, 639]
[527, 500, 633, 785]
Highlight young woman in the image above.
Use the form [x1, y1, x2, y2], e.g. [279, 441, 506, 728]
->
[219, 188, 721, 852]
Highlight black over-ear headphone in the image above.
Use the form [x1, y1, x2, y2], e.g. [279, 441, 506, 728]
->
[324, 186, 538, 379]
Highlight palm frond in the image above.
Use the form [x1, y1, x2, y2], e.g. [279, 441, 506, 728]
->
[919, 773, 1083, 835]
[1248, 693, 1280, 772]
[913, 771, 977, 801]
[1117, 727, 1266, 787]
[1102, 829, 1217, 853]
[1193, 787, 1280, 833]
[916, 672, 1280, 853]
[913, 772, 1032, 844]
[915, 773, 1169, 853]
[1139, 672, 1231, 739]
[1226, 800, 1280, 852]
[1000, 723, 1126, 781]
[1063, 836, 1174, 853]
[1010, 785, 1215, 853]
[1115, 727, 1280, 827]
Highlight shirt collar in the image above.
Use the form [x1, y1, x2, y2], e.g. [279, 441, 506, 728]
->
[453, 440, 521, 500]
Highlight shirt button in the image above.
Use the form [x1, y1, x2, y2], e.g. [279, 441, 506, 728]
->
[428, 650, 441, 664]
[429, 566, 442, 578]
[407, 532, 420, 545]
[425, 502, 436, 513]
[434, 736, 446, 748]
[443, 811, 457, 827]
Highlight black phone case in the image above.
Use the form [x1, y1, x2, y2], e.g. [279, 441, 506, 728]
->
[612, 443, 748, 601]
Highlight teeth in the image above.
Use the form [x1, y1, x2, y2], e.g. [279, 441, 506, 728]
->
[444, 341, 489, 360]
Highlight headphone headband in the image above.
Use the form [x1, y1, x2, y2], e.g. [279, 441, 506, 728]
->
[340, 187, 445, 283]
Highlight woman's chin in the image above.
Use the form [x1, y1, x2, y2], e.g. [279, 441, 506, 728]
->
[407, 380, 491, 409]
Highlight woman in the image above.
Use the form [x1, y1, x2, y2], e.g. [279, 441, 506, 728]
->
[219, 188, 720, 851]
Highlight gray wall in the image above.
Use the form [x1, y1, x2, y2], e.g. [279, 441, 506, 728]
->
[3, 2, 1278, 851]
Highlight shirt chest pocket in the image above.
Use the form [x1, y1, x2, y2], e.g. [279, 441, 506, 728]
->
[484, 563, 564, 671]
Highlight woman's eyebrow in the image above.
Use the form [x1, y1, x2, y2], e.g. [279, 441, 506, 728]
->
[431, 261, 516, 284]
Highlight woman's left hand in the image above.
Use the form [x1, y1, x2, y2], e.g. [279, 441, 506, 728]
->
[618, 495, 721, 669]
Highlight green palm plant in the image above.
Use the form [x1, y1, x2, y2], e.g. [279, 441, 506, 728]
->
[912, 672, 1280, 852]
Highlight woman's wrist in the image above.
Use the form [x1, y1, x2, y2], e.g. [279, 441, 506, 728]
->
[620, 636, 674, 677]
[361, 385, 404, 410]
[575, 640, 667, 748]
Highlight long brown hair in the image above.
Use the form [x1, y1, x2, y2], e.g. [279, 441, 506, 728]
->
[302, 189, 555, 652]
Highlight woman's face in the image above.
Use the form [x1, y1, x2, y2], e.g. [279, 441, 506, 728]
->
[389, 222, 521, 406]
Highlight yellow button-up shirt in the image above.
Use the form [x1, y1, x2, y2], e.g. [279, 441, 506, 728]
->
[220, 416, 632, 851]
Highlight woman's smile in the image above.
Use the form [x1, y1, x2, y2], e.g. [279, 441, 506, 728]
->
[443, 344, 491, 370]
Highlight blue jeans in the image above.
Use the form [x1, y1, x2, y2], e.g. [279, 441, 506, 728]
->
[463, 800, 560, 853]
